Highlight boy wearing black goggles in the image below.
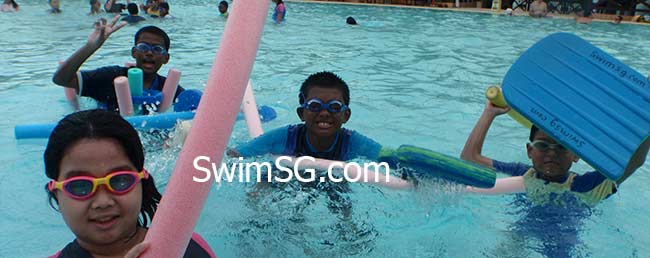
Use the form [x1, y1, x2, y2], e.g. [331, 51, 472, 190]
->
[461, 100, 627, 201]
[460, 100, 634, 257]
[53, 17, 185, 113]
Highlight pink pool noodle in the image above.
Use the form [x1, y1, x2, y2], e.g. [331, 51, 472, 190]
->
[242, 80, 264, 138]
[58, 60, 80, 111]
[466, 176, 525, 195]
[141, 1, 270, 257]
[158, 69, 181, 112]
[113, 76, 134, 116]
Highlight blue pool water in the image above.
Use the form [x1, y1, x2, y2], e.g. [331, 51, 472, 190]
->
[2, 1, 650, 257]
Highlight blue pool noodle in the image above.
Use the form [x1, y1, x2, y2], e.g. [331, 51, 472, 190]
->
[15, 106, 277, 139]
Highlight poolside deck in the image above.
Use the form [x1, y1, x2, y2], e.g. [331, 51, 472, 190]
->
[298, 0, 649, 25]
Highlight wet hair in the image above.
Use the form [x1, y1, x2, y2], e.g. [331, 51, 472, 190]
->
[529, 125, 539, 142]
[159, 2, 169, 11]
[10, 0, 18, 9]
[89, 0, 97, 5]
[346, 16, 357, 25]
[43, 109, 161, 227]
[299, 71, 350, 105]
[219, 0, 228, 8]
[134, 26, 171, 51]
[127, 2, 138, 15]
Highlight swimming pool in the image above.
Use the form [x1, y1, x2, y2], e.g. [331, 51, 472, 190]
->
[2, 1, 650, 257]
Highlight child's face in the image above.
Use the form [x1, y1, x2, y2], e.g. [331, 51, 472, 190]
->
[526, 130, 578, 182]
[132, 32, 169, 75]
[92, 1, 100, 10]
[55, 138, 142, 247]
[50, 0, 60, 8]
[218, 4, 227, 13]
[298, 86, 351, 140]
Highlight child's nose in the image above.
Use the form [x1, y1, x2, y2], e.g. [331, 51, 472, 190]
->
[90, 186, 116, 209]
[317, 108, 331, 117]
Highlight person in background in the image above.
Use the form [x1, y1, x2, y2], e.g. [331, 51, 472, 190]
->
[528, 0, 548, 18]
[48, 0, 62, 14]
[140, 0, 160, 16]
[1, 0, 19, 12]
[271, 0, 285, 23]
[612, 15, 623, 24]
[218, 0, 228, 18]
[156, 2, 171, 18]
[89, 0, 102, 15]
[121, 3, 145, 24]
[104, 0, 128, 13]
[346, 16, 357, 25]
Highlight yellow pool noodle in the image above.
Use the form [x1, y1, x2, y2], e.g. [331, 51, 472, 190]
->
[486, 85, 532, 128]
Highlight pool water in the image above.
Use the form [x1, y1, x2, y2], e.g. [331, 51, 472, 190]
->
[2, 1, 650, 257]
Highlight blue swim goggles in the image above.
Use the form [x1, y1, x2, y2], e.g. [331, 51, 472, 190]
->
[300, 98, 349, 113]
[133, 42, 167, 55]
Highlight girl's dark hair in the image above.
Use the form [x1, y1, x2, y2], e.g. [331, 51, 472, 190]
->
[44, 109, 161, 227]
[11, 0, 18, 9]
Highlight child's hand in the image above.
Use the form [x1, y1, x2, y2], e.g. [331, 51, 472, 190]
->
[484, 100, 510, 117]
[87, 15, 127, 49]
[124, 241, 150, 258]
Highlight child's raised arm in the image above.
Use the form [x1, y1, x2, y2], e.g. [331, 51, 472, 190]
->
[52, 15, 126, 92]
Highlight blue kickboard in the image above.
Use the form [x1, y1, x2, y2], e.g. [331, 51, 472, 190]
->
[502, 32, 650, 180]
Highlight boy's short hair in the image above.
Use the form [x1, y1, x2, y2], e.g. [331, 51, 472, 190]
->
[159, 2, 169, 10]
[127, 3, 138, 15]
[90, 0, 98, 4]
[219, 1, 228, 7]
[529, 125, 539, 142]
[299, 71, 350, 105]
[134, 26, 171, 51]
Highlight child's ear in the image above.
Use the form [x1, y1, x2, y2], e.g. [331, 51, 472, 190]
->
[296, 108, 304, 121]
[163, 53, 169, 64]
[526, 143, 533, 159]
[131, 47, 137, 59]
[342, 109, 351, 123]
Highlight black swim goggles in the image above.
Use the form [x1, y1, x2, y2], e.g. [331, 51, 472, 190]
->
[133, 42, 167, 55]
[529, 140, 568, 153]
[300, 98, 349, 113]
